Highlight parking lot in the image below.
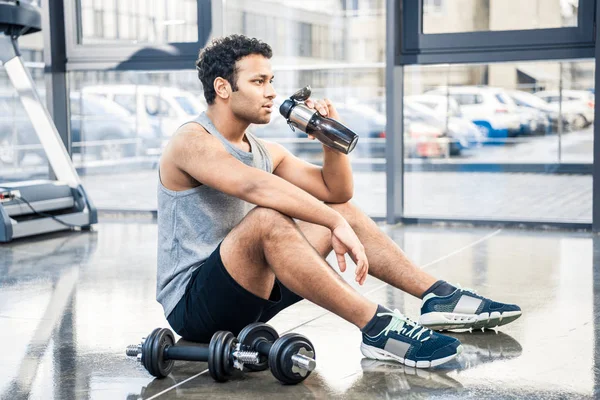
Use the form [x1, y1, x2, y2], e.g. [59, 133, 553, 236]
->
[2, 125, 590, 223]
[0, 93, 593, 223]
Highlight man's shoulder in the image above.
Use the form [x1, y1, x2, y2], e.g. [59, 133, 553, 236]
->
[176, 121, 209, 137]
[255, 137, 287, 167]
[168, 122, 213, 152]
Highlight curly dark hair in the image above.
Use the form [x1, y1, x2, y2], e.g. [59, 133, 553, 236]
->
[196, 35, 273, 105]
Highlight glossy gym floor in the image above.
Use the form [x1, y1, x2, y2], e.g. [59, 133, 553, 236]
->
[1, 219, 598, 399]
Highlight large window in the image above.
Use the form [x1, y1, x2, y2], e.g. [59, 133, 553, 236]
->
[67, 70, 205, 210]
[77, 0, 198, 45]
[403, 59, 594, 223]
[0, 30, 47, 183]
[423, 0, 579, 34]
[225, 0, 386, 217]
[59, 0, 388, 214]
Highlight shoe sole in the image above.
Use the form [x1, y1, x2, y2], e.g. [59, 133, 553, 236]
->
[418, 310, 522, 331]
[360, 342, 462, 368]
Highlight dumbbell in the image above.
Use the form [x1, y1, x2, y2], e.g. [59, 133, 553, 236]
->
[237, 323, 316, 385]
[126, 328, 261, 382]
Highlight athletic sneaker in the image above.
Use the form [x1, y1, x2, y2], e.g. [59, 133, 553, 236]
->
[419, 286, 522, 331]
[361, 309, 463, 368]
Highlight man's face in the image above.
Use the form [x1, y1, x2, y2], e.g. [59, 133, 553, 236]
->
[229, 54, 277, 124]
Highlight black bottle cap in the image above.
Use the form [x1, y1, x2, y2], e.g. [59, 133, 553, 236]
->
[279, 99, 295, 119]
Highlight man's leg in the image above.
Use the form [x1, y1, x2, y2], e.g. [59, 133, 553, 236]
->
[301, 201, 521, 331]
[220, 206, 377, 329]
[221, 206, 462, 368]
[296, 201, 436, 298]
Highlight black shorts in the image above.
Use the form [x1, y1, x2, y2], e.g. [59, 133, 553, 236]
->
[166, 241, 303, 342]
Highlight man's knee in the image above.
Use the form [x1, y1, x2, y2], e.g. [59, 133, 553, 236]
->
[326, 200, 352, 211]
[248, 206, 292, 224]
[223, 207, 295, 265]
[246, 207, 296, 239]
[325, 200, 358, 223]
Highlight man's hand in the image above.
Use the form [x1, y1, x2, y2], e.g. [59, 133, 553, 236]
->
[304, 98, 341, 141]
[331, 220, 369, 285]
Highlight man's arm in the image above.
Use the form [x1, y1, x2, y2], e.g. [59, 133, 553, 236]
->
[275, 99, 354, 203]
[264, 140, 353, 203]
[322, 145, 354, 201]
[169, 125, 346, 230]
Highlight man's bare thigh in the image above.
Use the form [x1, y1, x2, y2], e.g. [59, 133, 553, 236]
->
[219, 208, 333, 299]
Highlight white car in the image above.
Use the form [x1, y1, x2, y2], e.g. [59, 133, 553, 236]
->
[82, 85, 207, 152]
[407, 94, 485, 146]
[508, 90, 564, 133]
[533, 90, 594, 130]
[425, 86, 522, 140]
[495, 91, 550, 135]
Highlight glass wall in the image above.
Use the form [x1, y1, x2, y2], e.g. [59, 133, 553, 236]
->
[3, 1, 594, 224]
[423, 0, 579, 34]
[0, 31, 48, 183]
[65, 0, 387, 215]
[225, 0, 387, 217]
[69, 70, 204, 210]
[77, 0, 199, 44]
[403, 59, 594, 222]
[0, 69, 52, 183]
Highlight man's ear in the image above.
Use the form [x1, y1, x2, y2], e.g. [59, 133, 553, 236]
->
[214, 77, 231, 100]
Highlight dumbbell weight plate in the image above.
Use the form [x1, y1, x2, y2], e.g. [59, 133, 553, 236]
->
[210, 331, 237, 382]
[221, 332, 236, 377]
[268, 333, 315, 385]
[150, 328, 175, 378]
[141, 328, 160, 377]
[208, 331, 225, 381]
[237, 323, 279, 371]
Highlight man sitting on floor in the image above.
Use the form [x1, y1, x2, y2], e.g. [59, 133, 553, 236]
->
[156, 34, 521, 368]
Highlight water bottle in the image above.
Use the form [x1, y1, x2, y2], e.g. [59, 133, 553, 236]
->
[279, 86, 359, 154]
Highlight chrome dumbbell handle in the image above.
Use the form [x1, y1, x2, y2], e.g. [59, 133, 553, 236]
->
[232, 344, 261, 371]
[291, 353, 316, 372]
[126, 344, 142, 357]
[290, 347, 316, 377]
[234, 350, 261, 364]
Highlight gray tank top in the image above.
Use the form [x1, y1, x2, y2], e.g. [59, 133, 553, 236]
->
[156, 112, 273, 317]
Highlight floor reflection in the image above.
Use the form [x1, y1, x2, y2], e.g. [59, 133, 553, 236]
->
[0, 223, 598, 399]
[441, 330, 522, 370]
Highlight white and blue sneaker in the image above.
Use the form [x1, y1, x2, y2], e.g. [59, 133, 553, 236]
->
[361, 309, 463, 368]
[418, 286, 522, 331]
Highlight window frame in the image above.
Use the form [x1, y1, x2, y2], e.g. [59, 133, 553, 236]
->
[399, 0, 596, 65]
[64, 0, 213, 71]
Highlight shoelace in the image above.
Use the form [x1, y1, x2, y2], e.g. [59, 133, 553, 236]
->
[377, 309, 433, 342]
[456, 283, 479, 296]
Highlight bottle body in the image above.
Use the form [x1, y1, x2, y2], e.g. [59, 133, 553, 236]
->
[280, 100, 358, 154]
[305, 114, 358, 154]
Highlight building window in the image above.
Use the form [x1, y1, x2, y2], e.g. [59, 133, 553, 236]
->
[423, 0, 443, 15]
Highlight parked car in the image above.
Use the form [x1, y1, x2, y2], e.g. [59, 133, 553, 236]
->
[495, 91, 550, 135]
[507, 90, 568, 133]
[404, 101, 470, 156]
[404, 120, 448, 158]
[533, 89, 594, 130]
[82, 85, 207, 151]
[406, 94, 485, 147]
[0, 92, 138, 165]
[425, 86, 522, 140]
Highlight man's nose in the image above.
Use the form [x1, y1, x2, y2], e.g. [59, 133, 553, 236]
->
[266, 83, 277, 99]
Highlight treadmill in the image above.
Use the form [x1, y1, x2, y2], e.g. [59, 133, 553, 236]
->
[0, 0, 97, 242]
